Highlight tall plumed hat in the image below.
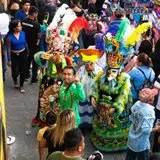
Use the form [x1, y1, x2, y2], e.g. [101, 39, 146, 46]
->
[78, 49, 102, 63]
[47, 27, 73, 54]
[104, 36, 124, 68]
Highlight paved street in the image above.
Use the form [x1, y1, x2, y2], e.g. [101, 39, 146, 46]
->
[4, 70, 126, 160]
[4, 71, 128, 160]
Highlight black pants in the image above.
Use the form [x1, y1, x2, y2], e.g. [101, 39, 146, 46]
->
[152, 108, 160, 152]
[26, 46, 38, 81]
[125, 148, 149, 160]
[11, 50, 27, 87]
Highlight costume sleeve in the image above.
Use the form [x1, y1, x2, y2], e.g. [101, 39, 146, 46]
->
[75, 83, 86, 102]
[34, 51, 48, 68]
[113, 73, 131, 114]
[90, 79, 99, 103]
[89, 71, 103, 102]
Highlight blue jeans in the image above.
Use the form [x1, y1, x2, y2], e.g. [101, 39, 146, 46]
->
[125, 148, 149, 160]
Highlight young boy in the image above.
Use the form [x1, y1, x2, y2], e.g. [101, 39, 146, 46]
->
[126, 88, 160, 160]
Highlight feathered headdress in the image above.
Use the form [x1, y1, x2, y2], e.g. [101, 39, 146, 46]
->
[99, 19, 152, 68]
[78, 49, 102, 63]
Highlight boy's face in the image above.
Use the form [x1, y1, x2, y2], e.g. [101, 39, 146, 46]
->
[63, 69, 75, 85]
[23, 2, 30, 12]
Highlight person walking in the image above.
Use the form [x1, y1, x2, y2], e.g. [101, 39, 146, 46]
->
[6, 20, 28, 93]
[22, 6, 41, 83]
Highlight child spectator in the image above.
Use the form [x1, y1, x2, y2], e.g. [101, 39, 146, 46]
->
[37, 111, 56, 160]
[125, 88, 160, 160]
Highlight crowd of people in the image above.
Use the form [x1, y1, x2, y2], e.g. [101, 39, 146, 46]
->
[2, 0, 160, 160]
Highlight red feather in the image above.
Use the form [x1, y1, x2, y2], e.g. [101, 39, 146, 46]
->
[69, 17, 88, 33]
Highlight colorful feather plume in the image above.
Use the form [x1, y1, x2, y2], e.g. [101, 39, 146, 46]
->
[69, 17, 88, 42]
[126, 22, 152, 47]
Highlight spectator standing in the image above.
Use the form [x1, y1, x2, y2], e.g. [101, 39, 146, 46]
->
[6, 20, 28, 93]
[22, 6, 40, 83]
[47, 127, 104, 160]
[70, 0, 84, 17]
[15, 0, 31, 21]
[59, 66, 86, 127]
[47, 128, 85, 160]
[138, 28, 154, 56]
[40, 109, 75, 157]
[152, 75, 160, 153]
[150, 38, 160, 79]
[8, 0, 20, 20]
[125, 88, 160, 160]
[37, 111, 57, 160]
[129, 53, 155, 103]
[0, 4, 10, 81]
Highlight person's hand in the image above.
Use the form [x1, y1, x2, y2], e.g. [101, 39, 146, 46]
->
[74, 76, 80, 84]
[7, 61, 11, 67]
[41, 50, 53, 60]
[109, 108, 116, 115]
[155, 125, 160, 132]
[91, 97, 96, 108]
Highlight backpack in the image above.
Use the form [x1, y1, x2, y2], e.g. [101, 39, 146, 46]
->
[132, 68, 154, 94]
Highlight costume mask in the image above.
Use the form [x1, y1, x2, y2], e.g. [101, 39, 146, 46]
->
[51, 51, 64, 64]
[107, 68, 119, 81]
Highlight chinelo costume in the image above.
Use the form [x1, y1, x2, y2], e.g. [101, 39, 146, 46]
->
[77, 49, 103, 127]
[32, 3, 88, 127]
[90, 17, 153, 152]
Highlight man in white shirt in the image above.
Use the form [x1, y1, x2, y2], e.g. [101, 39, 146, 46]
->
[0, 4, 10, 81]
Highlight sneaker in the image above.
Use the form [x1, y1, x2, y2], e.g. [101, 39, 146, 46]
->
[31, 118, 40, 127]
[30, 79, 38, 84]
[20, 87, 25, 93]
[7, 136, 15, 145]
[14, 81, 19, 89]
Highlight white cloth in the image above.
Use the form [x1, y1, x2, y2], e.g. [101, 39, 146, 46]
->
[0, 13, 9, 35]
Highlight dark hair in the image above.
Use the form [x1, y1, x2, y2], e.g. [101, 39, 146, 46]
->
[88, 3, 96, 14]
[8, 0, 19, 9]
[145, 28, 154, 38]
[21, 0, 30, 5]
[46, 111, 56, 126]
[64, 128, 83, 152]
[137, 53, 153, 67]
[114, 7, 125, 18]
[29, 6, 39, 15]
[154, 38, 160, 53]
[0, 3, 4, 13]
[9, 20, 21, 33]
[63, 66, 76, 75]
